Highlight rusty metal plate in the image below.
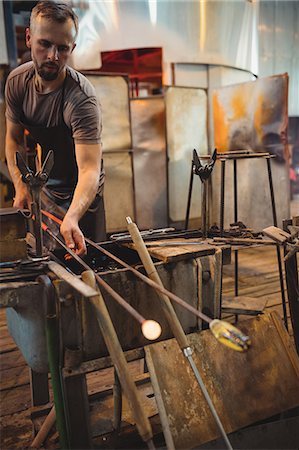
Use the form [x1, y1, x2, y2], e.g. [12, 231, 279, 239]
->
[212, 73, 289, 160]
[145, 312, 299, 449]
[84, 74, 132, 151]
[0, 208, 27, 241]
[165, 86, 208, 224]
[210, 73, 290, 232]
[81, 259, 199, 360]
[131, 96, 168, 229]
[103, 151, 134, 232]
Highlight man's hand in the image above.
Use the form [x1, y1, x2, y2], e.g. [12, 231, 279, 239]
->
[13, 184, 32, 210]
[60, 215, 87, 256]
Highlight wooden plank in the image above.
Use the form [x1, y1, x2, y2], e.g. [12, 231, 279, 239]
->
[145, 312, 299, 449]
[223, 279, 281, 298]
[0, 366, 30, 391]
[263, 226, 291, 244]
[86, 360, 144, 396]
[127, 239, 217, 263]
[0, 310, 7, 327]
[222, 296, 268, 315]
[0, 409, 34, 450]
[213, 237, 275, 245]
[47, 262, 98, 298]
[89, 380, 157, 437]
[0, 349, 27, 371]
[0, 338, 17, 354]
[0, 384, 32, 416]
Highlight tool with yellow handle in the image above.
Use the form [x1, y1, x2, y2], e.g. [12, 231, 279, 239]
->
[210, 320, 251, 352]
[126, 217, 235, 450]
[41, 209, 250, 353]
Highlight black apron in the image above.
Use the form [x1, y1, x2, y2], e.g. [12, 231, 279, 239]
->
[20, 74, 106, 242]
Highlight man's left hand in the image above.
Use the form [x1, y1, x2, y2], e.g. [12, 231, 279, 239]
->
[60, 216, 87, 256]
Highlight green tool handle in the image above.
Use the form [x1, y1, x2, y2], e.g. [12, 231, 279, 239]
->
[127, 219, 189, 350]
[46, 314, 69, 449]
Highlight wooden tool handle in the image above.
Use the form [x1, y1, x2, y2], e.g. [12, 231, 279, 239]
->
[31, 406, 56, 448]
[127, 220, 189, 350]
[81, 271, 153, 443]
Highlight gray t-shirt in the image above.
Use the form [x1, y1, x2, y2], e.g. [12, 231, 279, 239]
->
[5, 61, 102, 145]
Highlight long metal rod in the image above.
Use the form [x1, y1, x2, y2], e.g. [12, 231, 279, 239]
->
[233, 159, 239, 297]
[202, 180, 208, 237]
[41, 209, 212, 325]
[266, 157, 288, 330]
[42, 224, 147, 326]
[184, 162, 195, 230]
[32, 192, 43, 257]
[126, 217, 233, 450]
[219, 159, 226, 236]
[185, 351, 232, 449]
[85, 237, 212, 325]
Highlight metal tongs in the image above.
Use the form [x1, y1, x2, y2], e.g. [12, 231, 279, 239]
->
[16, 150, 54, 257]
[185, 148, 217, 235]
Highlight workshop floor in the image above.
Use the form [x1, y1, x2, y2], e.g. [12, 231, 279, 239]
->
[0, 244, 297, 449]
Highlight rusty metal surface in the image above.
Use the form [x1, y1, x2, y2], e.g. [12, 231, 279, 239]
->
[166, 86, 208, 224]
[131, 96, 168, 229]
[84, 74, 132, 151]
[3, 244, 220, 372]
[81, 259, 200, 360]
[0, 240, 27, 263]
[5, 283, 48, 373]
[102, 151, 135, 233]
[0, 208, 27, 240]
[212, 73, 289, 160]
[145, 312, 299, 449]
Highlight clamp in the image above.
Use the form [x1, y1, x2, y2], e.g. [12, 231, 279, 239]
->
[16, 150, 54, 258]
[185, 149, 217, 236]
[193, 148, 217, 182]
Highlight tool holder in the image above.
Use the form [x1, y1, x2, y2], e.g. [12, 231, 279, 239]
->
[184, 149, 217, 236]
[16, 150, 54, 258]
[218, 151, 288, 329]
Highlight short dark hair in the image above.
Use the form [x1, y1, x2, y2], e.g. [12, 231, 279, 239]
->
[30, 1, 78, 37]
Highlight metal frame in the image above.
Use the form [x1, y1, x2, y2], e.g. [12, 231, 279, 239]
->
[218, 153, 288, 327]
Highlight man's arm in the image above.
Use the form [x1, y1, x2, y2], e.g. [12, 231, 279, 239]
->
[60, 142, 102, 255]
[5, 119, 32, 208]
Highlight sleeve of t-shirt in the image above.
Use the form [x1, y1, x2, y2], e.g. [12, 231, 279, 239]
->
[4, 73, 23, 124]
[67, 95, 102, 145]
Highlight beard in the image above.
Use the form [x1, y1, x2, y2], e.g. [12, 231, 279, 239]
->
[37, 62, 60, 81]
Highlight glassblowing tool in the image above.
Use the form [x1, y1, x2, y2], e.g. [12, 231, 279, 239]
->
[126, 216, 251, 450]
[41, 209, 250, 351]
[41, 220, 161, 341]
[185, 148, 217, 235]
[16, 150, 54, 257]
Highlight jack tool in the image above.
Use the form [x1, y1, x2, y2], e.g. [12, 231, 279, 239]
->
[185, 149, 217, 235]
[16, 150, 54, 257]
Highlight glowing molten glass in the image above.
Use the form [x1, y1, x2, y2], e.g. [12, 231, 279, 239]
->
[141, 320, 161, 341]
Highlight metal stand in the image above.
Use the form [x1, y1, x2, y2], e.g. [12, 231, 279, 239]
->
[185, 149, 217, 235]
[283, 218, 299, 353]
[16, 150, 54, 258]
[219, 152, 288, 328]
